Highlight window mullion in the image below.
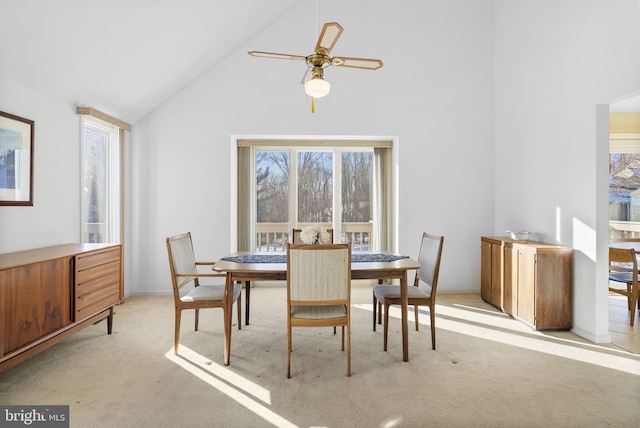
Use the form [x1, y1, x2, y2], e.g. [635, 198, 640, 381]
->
[333, 148, 342, 240]
[289, 148, 298, 231]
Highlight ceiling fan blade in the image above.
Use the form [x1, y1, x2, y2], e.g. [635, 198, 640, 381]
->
[248, 51, 306, 61]
[315, 22, 344, 55]
[300, 69, 313, 84]
[332, 56, 384, 70]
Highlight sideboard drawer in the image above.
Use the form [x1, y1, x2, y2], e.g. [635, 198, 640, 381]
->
[74, 247, 122, 321]
[75, 247, 120, 278]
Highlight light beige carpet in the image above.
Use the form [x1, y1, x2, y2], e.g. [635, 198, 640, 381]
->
[1, 286, 639, 428]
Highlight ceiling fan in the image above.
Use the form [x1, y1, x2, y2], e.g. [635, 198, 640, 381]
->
[248, 22, 383, 107]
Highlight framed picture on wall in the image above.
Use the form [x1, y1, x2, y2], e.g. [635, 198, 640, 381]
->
[0, 111, 34, 206]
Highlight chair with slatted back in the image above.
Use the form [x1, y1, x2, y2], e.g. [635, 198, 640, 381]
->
[609, 246, 639, 326]
[166, 232, 242, 354]
[373, 232, 444, 351]
[287, 243, 351, 377]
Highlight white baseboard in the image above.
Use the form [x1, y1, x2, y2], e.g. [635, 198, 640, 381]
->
[571, 326, 612, 344]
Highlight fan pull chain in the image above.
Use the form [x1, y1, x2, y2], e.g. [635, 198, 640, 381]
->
[311, 97, 315, 113]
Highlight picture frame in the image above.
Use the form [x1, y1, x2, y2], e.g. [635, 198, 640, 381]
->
[0, 111, 34, 206]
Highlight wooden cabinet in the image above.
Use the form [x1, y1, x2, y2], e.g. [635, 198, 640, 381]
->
[481, 237, 572, 330]
[0, 244, 122, 372]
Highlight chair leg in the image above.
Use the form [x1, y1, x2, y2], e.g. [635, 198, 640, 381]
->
[334, 326, 337, 335]
[347, 322, 351, 377]
[372, 292, 377, 332]
[287, 322, 292, 378]
[237, 294, 242, 330]
[194, 308, 199, 331]
[341, 326, 345, 351]
[430, 305, 436, 350]
[414, 304, 419, 331]
[630, 286, 638, 327]
[377, 279, 383, 326]
[174, 309, 182, 354]
[383, 303, 390, 351]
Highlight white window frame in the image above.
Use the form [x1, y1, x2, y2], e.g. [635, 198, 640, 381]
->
[80, 116, 121, 244]
[232, 136, 399, 253]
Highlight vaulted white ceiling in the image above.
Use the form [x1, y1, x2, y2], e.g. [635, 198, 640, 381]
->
[0, 0, 304, 123]
[2, 1, 638, 125]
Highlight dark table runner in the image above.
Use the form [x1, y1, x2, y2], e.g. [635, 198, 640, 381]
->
[221, 253, 409, 264]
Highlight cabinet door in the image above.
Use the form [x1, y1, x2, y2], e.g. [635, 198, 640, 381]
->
[4, 258, 71, 353]
[535, 251, 573, 329]
[491, 243, 503, 309]
[516, 249, 536, 326]
[480, 240, 492, 303]
[503, 246, 517, 315]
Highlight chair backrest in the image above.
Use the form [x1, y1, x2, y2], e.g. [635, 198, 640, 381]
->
[291, 228, 335, 244]
[287, 243, 351, 304]
[166, 232, 199, 296]
[609, 247, 638, 273]
[415, 233, 445, 298]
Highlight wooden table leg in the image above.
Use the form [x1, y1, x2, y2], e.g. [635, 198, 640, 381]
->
[400, 271, 409, 362]
[224, 273, 233, 366]
[245, 281, 250, 325]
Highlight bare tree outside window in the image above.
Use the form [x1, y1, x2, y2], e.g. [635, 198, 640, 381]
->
[342, 152, 372, 223]
[255, 148, 373, 250]
[298, 151, 333, 224]
[256, 151, 289, 223]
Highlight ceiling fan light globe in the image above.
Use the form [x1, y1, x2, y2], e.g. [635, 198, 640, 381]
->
[304, 77, 330, 98]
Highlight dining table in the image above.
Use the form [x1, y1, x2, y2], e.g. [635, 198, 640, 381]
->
[213, 251, 420, 365]
[609, 240, 640, 252]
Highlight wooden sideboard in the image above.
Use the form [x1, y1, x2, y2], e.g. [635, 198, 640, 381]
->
[0, 243, 122, 372]
[481, 236, 572, 330]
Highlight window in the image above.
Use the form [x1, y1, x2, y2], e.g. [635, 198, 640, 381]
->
[609, 136, 640, 239]
[80, 116, 121, 243]
[238, 139, 393, 252]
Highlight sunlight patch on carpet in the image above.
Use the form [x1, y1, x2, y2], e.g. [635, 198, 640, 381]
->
[352, 302, 640, 376]
[165, 346, 297, 428]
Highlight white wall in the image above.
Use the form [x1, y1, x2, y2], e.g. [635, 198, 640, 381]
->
[494, 0, 640, 341]
[0, 77, 135, 296]
[130, 0, 496, 295]
[4, 0, 635, 343]
[0, 77, 80, 253]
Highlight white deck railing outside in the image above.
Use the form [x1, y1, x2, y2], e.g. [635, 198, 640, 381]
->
[256, 222, 373, 251]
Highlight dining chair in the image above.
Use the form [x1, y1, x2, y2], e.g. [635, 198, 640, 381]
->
[166, 232, 242, 354]
[608, 246, 639, 326]
[372, 232, 444, 350]
[292, 228, 339, 334]
[291, 228, 334, 244]
[287, 243, 352, 377]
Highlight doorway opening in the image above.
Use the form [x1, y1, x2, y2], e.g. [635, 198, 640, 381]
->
[607, 94, 640, 353]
